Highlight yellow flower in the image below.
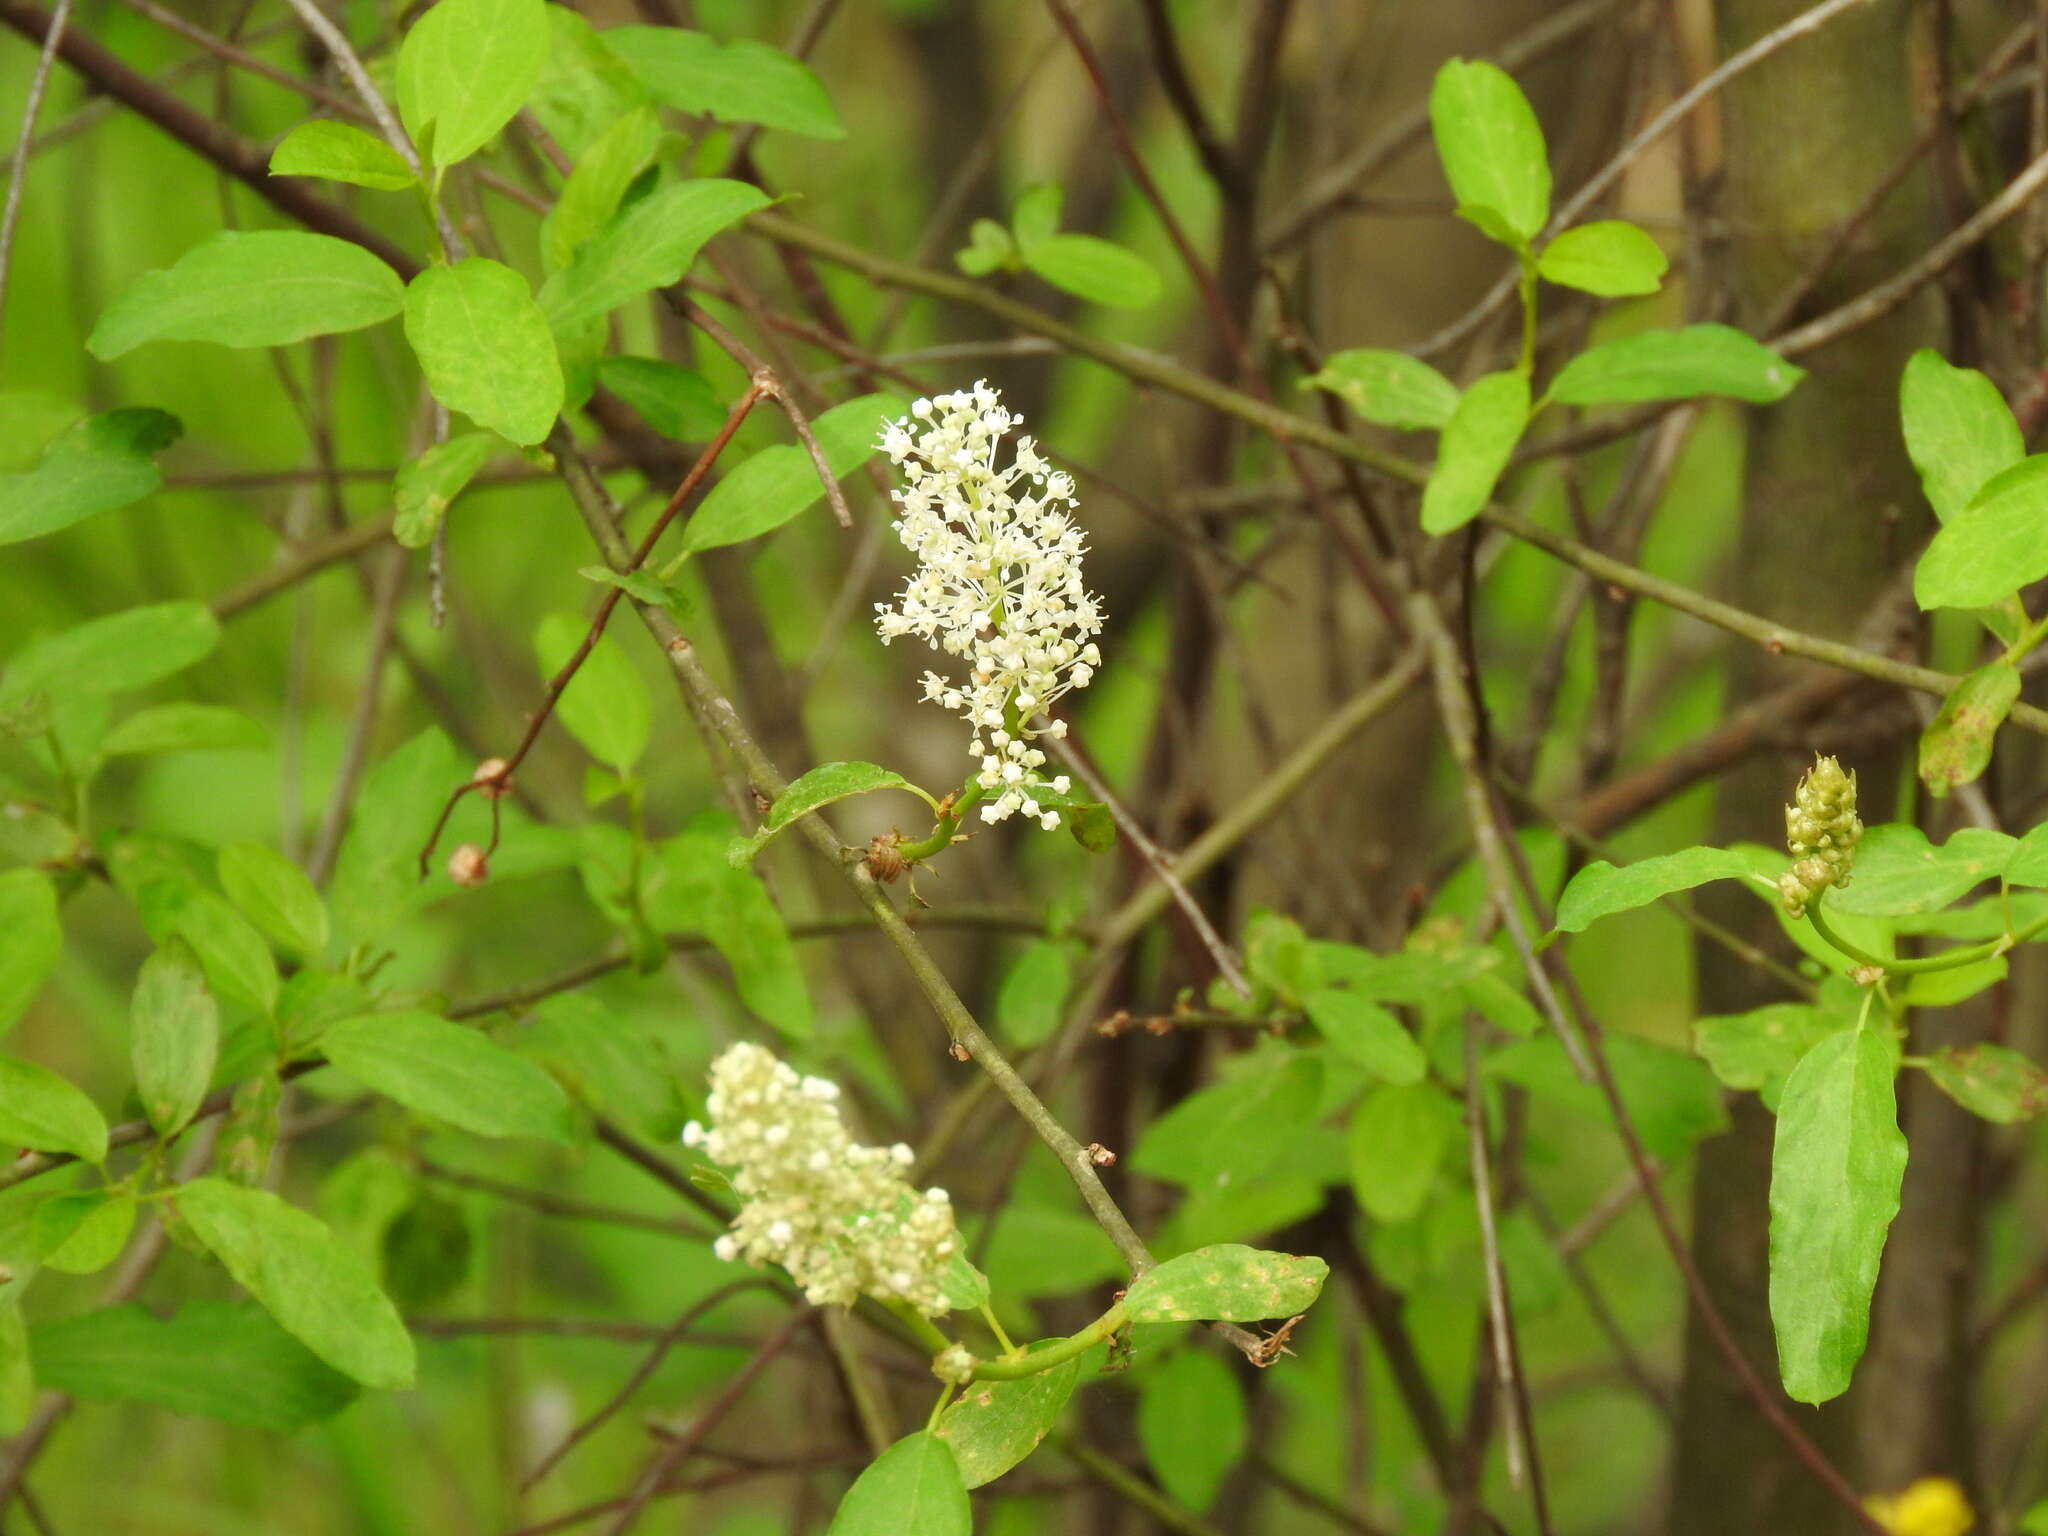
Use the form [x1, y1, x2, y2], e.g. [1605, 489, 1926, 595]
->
[1864, 1476, 1973, 1536]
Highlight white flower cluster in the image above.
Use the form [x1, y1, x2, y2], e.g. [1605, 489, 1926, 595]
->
[874, 381, 1104, 830]
[682, 1043, 961, 1316]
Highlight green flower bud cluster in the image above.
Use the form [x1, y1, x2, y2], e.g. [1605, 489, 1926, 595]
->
[683, 1043, 962, 1316]
[1777, 754, 1862, 918]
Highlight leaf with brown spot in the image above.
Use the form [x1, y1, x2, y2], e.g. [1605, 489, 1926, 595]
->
[1123, 1244, 1329, 1325]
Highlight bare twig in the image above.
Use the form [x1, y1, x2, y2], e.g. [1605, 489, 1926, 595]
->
[0, 0, 71, 356]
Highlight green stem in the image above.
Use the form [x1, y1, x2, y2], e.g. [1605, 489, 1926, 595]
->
[970, 1303, 1125, 1381]
[2001, 607, 2048, 666]
[1806, 899, 2000, 976]
[895, 777, 987, 863]
[883, 1298, 954, 1357]
[1516, 252, 1540, 377]
[978, 1302, 1018, 1357]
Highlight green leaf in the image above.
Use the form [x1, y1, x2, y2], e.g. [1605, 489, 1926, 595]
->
[1138, 1349, 1246, 1511]
[997, 940, 1072, 1049]
[934, 1346, 1086, 1489]
[1914, 455, 2048, 610]
[1900, 349, 2023, 522]
[268, 120, 415, 191]
[1420, 369, 1527, 534]
[0, 868, 61, 1034]
[1303, 989, 1426, 1083]
[0, 408, 183, 547]
[602, 27, 845, 140]
[394, 0, 548, 167]
[34, 1190, 136, 1274]
[1429, 58, 1551, 244]
[1920, 1043, 2047, 1124]
[955, 218, 1016, 278]
[1549, 324, 1805, 406]
[322, 1011, 574, 1142]
[1553, 846, 1757, 932]
[1536, 220, 1667, 296]
[1348, 1080, 1459, 1223]
[645, 813, 813, 1039]
[101, 703, 268, 757]
[1123, 1243, 1329, 1324]
[131, 937, 219, 1138]
[1010, 183, 1064, 249]
[31, 1301, 358, 1431]
[170, 890, 279, 1017]
[1303, 349, 1459, 431]
[404, 259, 563, 446]
[0, 1301, 30, 1435]
[577, 565, 678, 607]
[521, 993, 683, 1141]
[682, 392, 901, 552]
[1693, 1002, 1848, 1112]
[175, 1178, 415, 1390]
[0, 601, 220, 707]
[1130, 1052, 1323, 1192]
[218, 842, 328, 957]
[937, 1252, 991, 1313]
[0, 1055, 108, 1162]
[539, 179, 771, 333]
[973, 1204, 1122, 1300]
[329, 728, 461, 943]
[1919, 662, 2019, 797]
[1826, 824, 2015, 917]
[2004, 819, 2048, 889]
[89, 232, 404, 359]
[2024, 1502, 2048, 1536]
[1021, 235, 1161, 310]
[541, 106, 664, 271]
[596, 356, 727, 441]
[529, 8, 650, 158]
[728, 760, 918, 863]
[533, 612, 651, 773]
[1768, 1025, 1905, 1404]
[826, 1432, 970, 1536]
[394, 433, 495, 549]
[1489, 1032, 1729, 1161]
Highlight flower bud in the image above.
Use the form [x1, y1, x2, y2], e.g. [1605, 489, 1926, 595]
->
[447, 843, 489, 888]
[1778, 755, 1861, 916]
[471, 757, 513, 799]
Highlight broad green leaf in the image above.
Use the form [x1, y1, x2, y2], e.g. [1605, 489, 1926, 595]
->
[1553, 846, 1756, 932]
[1920, 1043, 2047, 1124]
[1130, 1052, 1323, 1192]
[0, 601, 219, 707]
[528, 8, 650, 158]
[1826, 824, 2014, 917]
[826, 1432, 970, 1536]
[0, 1055, 108, 1162]
[1429, 58, 1550, 244]
[34, 1190, 136, 1274]
[1304, 989, 1426, 1082]
[1536, 219, 1667, 296]
[131, 938, 219, 1137]
[2005, 820, 2048, 889]
[1156, 1178, 1324, 1255]
[0, 1301, 28, 1435]
[972, 1204, 1122, 1299]
[89, 232, 404, 359]
[176, 1178, 415, 1390]
[1919, 662, 2019, 797]
[1768, 1025, 1905, 1404]
[520, 993, 683, 1142]
[1900, 952, 2006, 1009]
[1021, 235, 1161, 310]
[602, 27, 845, 140]
[329, 728, 461, 943]
[1348, 1080, 1460, 1223]
[268, 120, 415, 190]
[935, 1346, 1086, 1489]
[102, 703, 268, 757]
[171, 890, 278, 1017]
[380, 1189, 471, 1308]
[1462, 970, 1540, 1036]
[394, 0, 548, 167]
[1303, 349, 1459, 431]
[0, 868, 61, 1033]
[997, 940, 1072, 1049]
[577, 565, 677, 607]
[682, 393, 902, 553]
[534, 612, 650, 773]
[956, 218, 1016, 277]
[1138, 1350, 1246, 1512]
[1011, 183, 1064, 249]
[1549, 324, 1804, 406]
[937, 1252, 991, 1312]
[1900, 348, 2022, 522]
[1123, 1243, 1329, 1323]
[218, 843, 327, 956]
[1914, 455, 2048, 610]
[729, 760, 918, 863]
[404, 260, 563, 446]
[541, 106, 663, 271]
[645, 813, 812, 1039]
[539, 179, 771, 333]
[322, 1011, 574, 1142]
[32, 1301, 358, 1431]
[1420, 369, 1527, 534]
[394, 433, 494, 549]
[1488, 1032, 1729, 1160]
[1693, 1002, 1849, 1112]
[595, 356, 726, 441]
[0, 388, 76, 469]
[0, 408, 182, 547]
